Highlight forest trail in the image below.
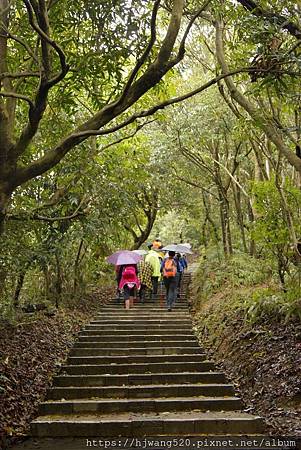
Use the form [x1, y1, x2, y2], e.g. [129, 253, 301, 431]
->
[28, 273, 264, 441]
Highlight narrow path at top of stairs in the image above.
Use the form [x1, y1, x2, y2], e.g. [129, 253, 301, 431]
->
[31, 273, 264, 437]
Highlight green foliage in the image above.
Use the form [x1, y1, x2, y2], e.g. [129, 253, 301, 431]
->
[194, 250, 270, 300]
[246, 288, 301, 324]
[2, 0, 301, 325]
[251, 178, 301, 248]
[193, 250, 301, 325]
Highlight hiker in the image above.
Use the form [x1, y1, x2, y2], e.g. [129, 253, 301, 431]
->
[176, 252, 188, 296]
[118, 264, 140, 308]
[161, 251, 180, 311]
[180, 254, 188, 271]
[157, 245, 165, 263]
[152, 238, 162, 249]
[137, 258, 153, 303]
[115, 264, 124, 301]
[145, 243, 161, 301]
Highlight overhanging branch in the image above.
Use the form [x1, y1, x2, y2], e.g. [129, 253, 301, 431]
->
[68, 67, 260, 139]
[236, 0, 301, 40]
[0, 91, 34, 109]
[118, 0, 161, 104]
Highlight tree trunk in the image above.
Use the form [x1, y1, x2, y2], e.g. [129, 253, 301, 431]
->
[55, 251, 62, 308]
[201, 216, 208, 247]
[215, 20, 301, 174]
[276, 246, 287, 290]
[247, 200, 257, 257]
[202, 191, 219, 248]
[218, 187, 232, 257]
[232, 181, 248, 253]
[43, 266, 51, 301]
[0, 266, 6, 303]
[218, 189, 228, 257]
[13, 271, 27, 308]
[73, 239, 84, 296]
[224, 197, 233, 256]
[127, 205, 158, 250]
[0, 187, 11, 235]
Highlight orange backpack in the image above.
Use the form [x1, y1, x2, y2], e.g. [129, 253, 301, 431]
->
[163, 258, 177, 278]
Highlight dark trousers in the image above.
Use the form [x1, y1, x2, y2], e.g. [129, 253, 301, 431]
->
[123, 285, 136, 300]
[177, 272, 182, 296]
[163, 276, 177, 309]
[139, 284, 147, 302]
[151, 276, 159, 300]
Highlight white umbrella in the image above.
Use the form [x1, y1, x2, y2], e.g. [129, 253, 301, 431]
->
[181, 242, 192, 249]
[162, 244, 193, 254]
[132, 249, 148, 255]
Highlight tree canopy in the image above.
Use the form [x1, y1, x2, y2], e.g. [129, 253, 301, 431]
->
[1, 0, 301, 317]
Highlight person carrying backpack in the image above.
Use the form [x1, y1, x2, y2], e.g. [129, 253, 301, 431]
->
[145, 243, 161, 301]
[119, 264, 140, 308]
[161, 251, 179, 311]
[137, 259, 153, 303]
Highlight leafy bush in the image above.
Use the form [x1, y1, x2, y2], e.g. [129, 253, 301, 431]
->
[193, 249, 301, 325]
[193, 250, 271, 301]
[246, 289, 301, 324]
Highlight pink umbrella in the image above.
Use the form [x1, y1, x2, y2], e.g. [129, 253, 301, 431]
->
[107, 250, 143, 265]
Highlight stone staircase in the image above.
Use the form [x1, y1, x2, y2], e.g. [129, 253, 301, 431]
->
[31, 275, 264, 437]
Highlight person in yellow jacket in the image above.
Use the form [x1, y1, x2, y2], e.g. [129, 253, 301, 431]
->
[145, 243, 161, 301]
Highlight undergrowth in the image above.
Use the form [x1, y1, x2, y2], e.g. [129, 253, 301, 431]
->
[193, 250, 301, 324]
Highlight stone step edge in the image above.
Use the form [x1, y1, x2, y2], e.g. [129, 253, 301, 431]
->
[73, 339, 199, 344]
[40, 396, 241, 404]
[64, 358, 210, 365]
[66, 354, 208, 360]
[49, 383, 234, 390]
[78, 330, 195, 334]
[39, 396, 242, 411]
[31, 412, 265, 436]
[53, 371, 225, 379]
[70, 347, 201, 351]
[75, 333, 197, 342]
[87, 321, 192, 324]
[64, 353, 209, 367]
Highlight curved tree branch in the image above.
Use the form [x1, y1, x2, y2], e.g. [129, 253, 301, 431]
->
[23, 0, 69, 86]
[0, 71, 40, 80]
[13, 66, 262, 188]
[215, 18, 301, 174]
[118, 0, 161, 104]
[236, 0, 301, 40]
[0, 91, 34, 109]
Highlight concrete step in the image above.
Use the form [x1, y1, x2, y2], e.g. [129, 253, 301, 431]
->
[93, 315, 191, 320]
[108, 293, 189, 299]
[66, 353, 207, 365]
[73, 340, 200, 348]
[90, 314, 191, 326]
[97, 307, 190, 311]
[62, 360, 214, 374]
[47, 383, 236, 400]
[100, 306, 189, 311]
[53, 372, 227, 387]
[77, 334, 197, 342]
[78, 328, 193, 336]
[87, 323, 192, 329]
[39, 396, 241, 415]
[95, 312, 191, 317]
[31, 411, 264, 436]
[31, 272, 265, 438]
[69, 347, 203, 356]
[84, 324, 192, 331]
